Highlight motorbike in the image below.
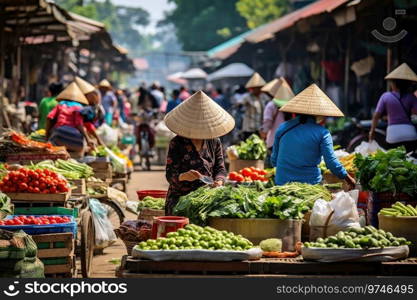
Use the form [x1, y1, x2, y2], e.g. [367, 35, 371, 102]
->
[330, 118, 389, 152]
[346, 119, 389, 152]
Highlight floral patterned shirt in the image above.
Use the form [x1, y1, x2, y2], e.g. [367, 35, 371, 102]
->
[165, 136, 227, 215]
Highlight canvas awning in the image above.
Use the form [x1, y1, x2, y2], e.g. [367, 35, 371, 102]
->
[244, 0, 351, 43]
[181, 68, 208, 79]
[207, 63, 254, 81]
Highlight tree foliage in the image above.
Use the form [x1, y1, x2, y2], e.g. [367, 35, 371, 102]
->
[161, 0, 248, 51]
[236, 0, 290, 29]
[54, 0, 151, 55]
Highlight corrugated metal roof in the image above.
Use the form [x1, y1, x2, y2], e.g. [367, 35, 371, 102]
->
[207, 29, 254, 59]
[245, 0, 350, 43]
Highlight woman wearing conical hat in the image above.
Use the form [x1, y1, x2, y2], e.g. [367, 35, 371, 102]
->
[260, 78, 294, 154]
[240, 72, 270, 139]
[369, 63, 417, 152]
[46, 82, 95, 157]
[75, 76, 105, 146]
[271, 84, 356, 187]
[164, 91, 235, 215]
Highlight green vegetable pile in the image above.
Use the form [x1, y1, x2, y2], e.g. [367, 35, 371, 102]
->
[0, 192, 12, 216]
[174, 186, 263, 225]
[91, 145, 107, 157]
[138, 196, 165, 211]
[135, 224, 253, 251]
[379, 202, 417, 217]
[31, 159, 93, 179]
[174, 183, 332, 225]
[236, 134, 267, 160]
[304, 226, 411, 249]
[355, 147, 417, 196]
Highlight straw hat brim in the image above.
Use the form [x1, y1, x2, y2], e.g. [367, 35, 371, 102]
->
[280, 84, 344, 117]
[261, 78, 281, 96]
[385, 63, 417, 82]
[245, 72, 266, 88]
[164, 91, 235, 139]
[56, 82, 89, 105]
[75, 76, 96, 94]
[99, 79, 112, 88]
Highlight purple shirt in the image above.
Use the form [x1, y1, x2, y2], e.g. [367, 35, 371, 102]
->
[375, 91, 417, 125]
[262, 101, 285, 148]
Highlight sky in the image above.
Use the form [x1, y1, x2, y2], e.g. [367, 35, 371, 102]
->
[111, 0, 174, 33]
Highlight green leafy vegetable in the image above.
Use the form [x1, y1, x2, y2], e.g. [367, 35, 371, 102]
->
[236, 134, 267, 160]
[355, 147, 417, 196]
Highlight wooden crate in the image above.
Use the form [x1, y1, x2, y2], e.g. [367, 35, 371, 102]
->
[6, 191, 71, 203]
[31, 232, 75, 277]
[138, 208, 165, 223]
[69, 179, 86, 195]
[4, 151, 69, 164]
[94, 167, 113, 181]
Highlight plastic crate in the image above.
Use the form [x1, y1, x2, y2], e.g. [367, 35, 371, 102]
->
[0, 215, 77, 236]
[137, 190, 167, 200]
[14, 207, 78, 218]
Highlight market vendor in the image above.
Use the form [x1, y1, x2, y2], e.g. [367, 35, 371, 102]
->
[75, 76, 105, 146]
[240, 72, 269, 140]
[46, 82, 95, 157]
[98, 79, 117, 125]
[369, 63, 417, 152]
[164, 91, 235, 215]
[260, 78, 294, 167]
[271, 84, 356, 187]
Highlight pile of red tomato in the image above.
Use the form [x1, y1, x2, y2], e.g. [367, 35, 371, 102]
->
[228, 167, 269, 183]
[0, 215, 71, 226]
[0, 168, 69, 194]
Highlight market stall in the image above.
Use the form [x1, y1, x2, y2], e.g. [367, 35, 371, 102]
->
[112, 144, 417, 278]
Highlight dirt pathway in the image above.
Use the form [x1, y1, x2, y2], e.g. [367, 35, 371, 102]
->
[87, 166, 168, 278]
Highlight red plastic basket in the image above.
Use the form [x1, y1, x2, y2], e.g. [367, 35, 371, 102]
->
[151, 216, 189, 239]
[137, 190, 167, 200]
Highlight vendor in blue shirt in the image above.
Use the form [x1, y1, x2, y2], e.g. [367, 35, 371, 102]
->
[271, 84, 356, 187]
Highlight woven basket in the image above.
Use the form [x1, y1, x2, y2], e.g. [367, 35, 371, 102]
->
[121, 239, 138, 256]
[309, 210, 335, 241]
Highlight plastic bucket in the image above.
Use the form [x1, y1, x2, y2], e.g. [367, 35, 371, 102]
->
[151, 216, 189, 239]
[137, 190, 167, 200]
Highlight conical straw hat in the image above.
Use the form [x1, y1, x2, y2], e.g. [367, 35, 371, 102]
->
[56, 82, 89, 105]
[75, 76, 95, 94]
[261, 78, 281, 96]
[280, 84, 344, 117]
[385, 63, 417, 82]
[245, 72, 266, 88]
[164, 91, 235, 139]
[273, 78, 295, 107]
[98, 79, 112, 88]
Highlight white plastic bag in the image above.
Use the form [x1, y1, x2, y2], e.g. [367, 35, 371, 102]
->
[310, 191, 360, 238]
[96, 124, 119, 147]
[104, 147, 127, 174]
[354, 140, 385, 155]
[90, 198, 117, 247]
[329, 190, 360, 233]
[107, 187, 128, 208]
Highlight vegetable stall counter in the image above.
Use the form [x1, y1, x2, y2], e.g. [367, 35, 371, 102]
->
[117, 256, 417, 277]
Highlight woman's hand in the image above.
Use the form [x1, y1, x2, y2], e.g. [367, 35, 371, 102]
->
[179, 170, 202, 182]
[345, 174, 356, 189]
[368, 130, 375, 141]
[211, 180, 224, 187]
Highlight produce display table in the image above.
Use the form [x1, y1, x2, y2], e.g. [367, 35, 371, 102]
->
[117, 256, 417, 277]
